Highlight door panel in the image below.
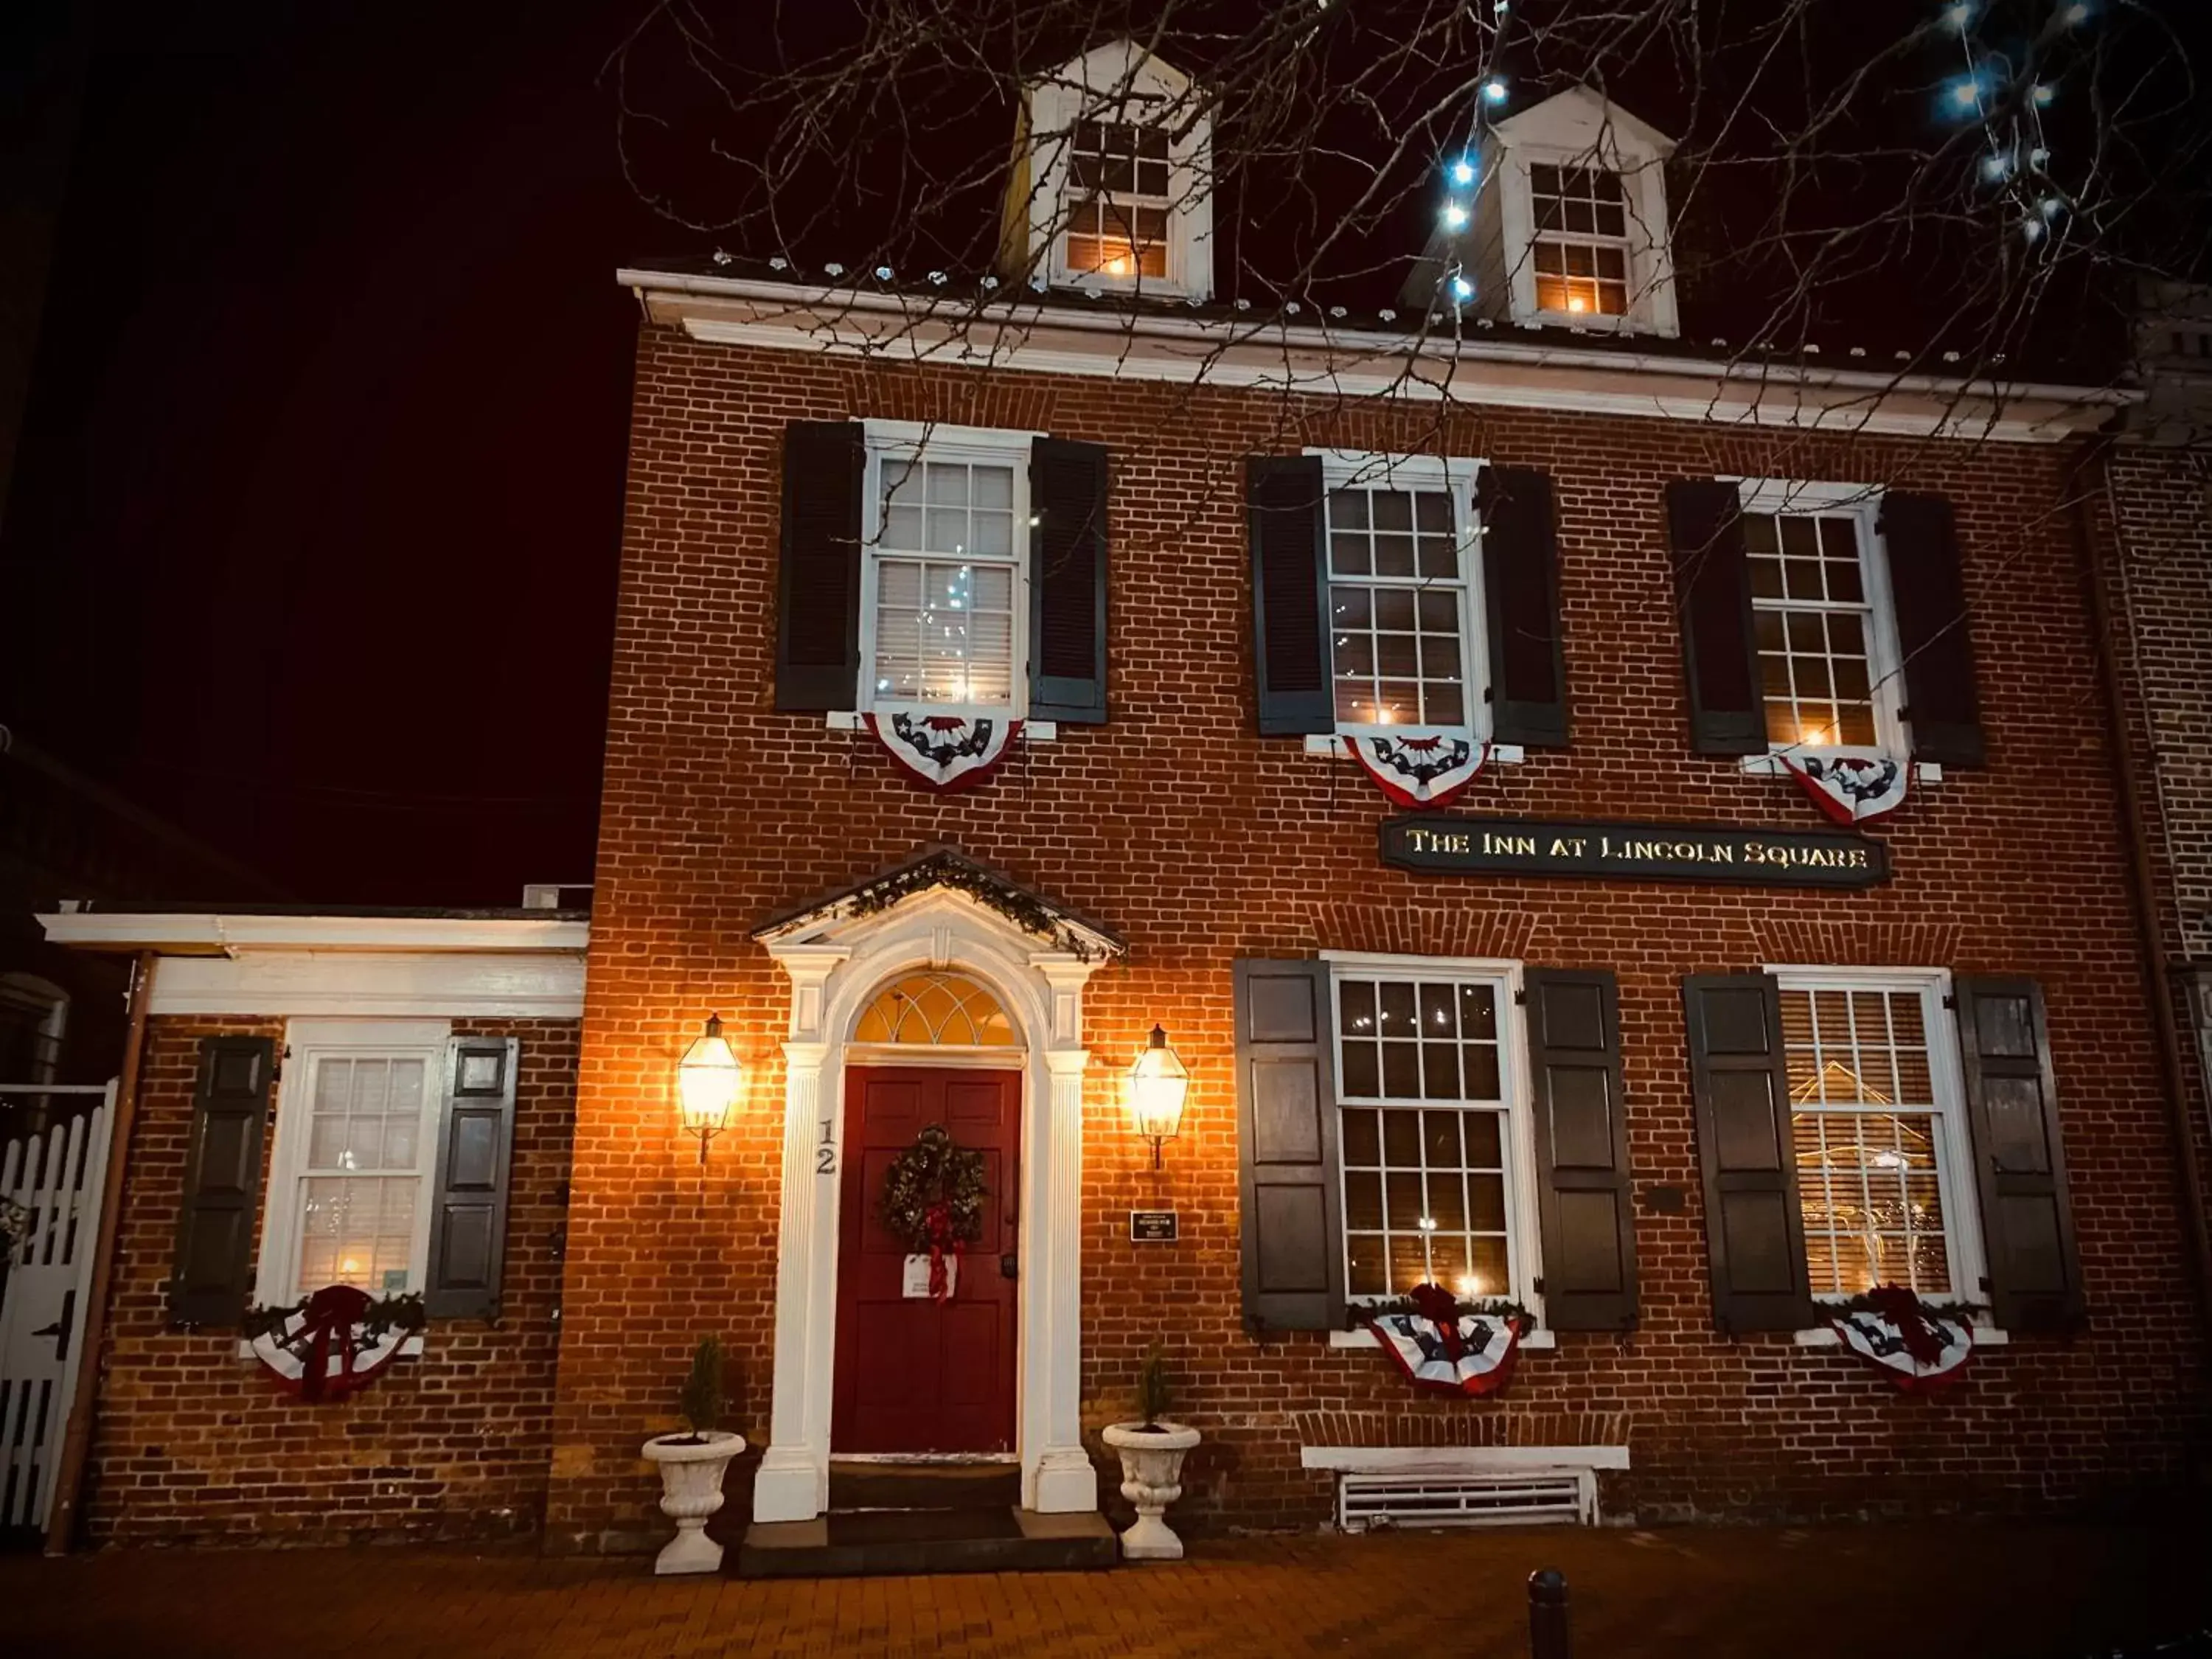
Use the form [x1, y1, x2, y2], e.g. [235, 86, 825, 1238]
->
[832, 1066, 1020, 1455]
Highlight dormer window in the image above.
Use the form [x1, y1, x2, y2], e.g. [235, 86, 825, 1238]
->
[1066, 120, 1172, 279]
[1408, 87, 1678, 338]
[1529, 164, 1630, 317]
[1001, 41, 1214, 300]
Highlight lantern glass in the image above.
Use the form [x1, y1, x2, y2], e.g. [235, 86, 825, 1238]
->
[1129, 1025, 1189, 1146]
[678, 1015, 742, 1138]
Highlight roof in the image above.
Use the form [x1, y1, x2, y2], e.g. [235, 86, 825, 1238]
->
[752, 847, 1126, 961]
[38, 907, 590, 956]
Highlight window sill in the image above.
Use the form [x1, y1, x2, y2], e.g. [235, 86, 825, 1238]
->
[1741, 753, 1940, 784]
[1793, 1324, 2006, 1348]
[1331, 1326, 1557, 1351]
[828, 711, 1056, 741]
[236, 1334, 425, 1360]
[1305, 735, 1525, 765]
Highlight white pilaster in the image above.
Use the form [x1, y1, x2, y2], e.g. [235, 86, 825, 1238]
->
[1029, 1042, 1096, 1512]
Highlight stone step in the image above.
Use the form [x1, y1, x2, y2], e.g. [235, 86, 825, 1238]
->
[825, 1460, 1024, 1513]
[737, 1506, 1118, 1579]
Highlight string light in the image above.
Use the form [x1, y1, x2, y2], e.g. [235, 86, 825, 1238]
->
[1441, 201, 1470, 230]
[1980, 150, 2012, 181]
[1482, 77, 1509, 104]
[1940, 1, 1975, 29]
[1450, 275, 1475, 302]
[1450, 157, 1476, 186]
[2031, 80, 2055, 106]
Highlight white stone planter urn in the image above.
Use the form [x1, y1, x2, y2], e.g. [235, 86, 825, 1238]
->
[1102, 1421, 1201, 1561]
[641, 1430, 745, 1575]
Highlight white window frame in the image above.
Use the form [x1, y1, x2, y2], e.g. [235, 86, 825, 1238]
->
[856, 420, 1040, 723]
[251, 1018, 449, 1311]
[1321, 953, 1546, 1323]
[1732, 478, 1911, 773]
[1310, 450, 1491, 744]
[1765, 966, 1992, 1318]
[1026, 44, 1214, 301]
[1498, 146, 1677, 335]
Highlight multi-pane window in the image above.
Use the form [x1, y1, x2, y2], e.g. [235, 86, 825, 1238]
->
[870, 456, 1020, 707]
[1066, 120, 1170, 279]
[293, 1054, 430, 1298]
[1747, 508, 1882, 749]
[1530, 164, 1629, 316]
[1782, 984, 1956, 1298]
[1325, 479, 1472, 730]
[1335, 974, 1512, 1301]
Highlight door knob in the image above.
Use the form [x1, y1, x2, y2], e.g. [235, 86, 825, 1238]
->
[1000, 1253, 1019, 1281]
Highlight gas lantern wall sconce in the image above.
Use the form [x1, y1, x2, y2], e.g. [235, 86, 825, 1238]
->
[677, 1013, 742, 1164]
[1128, 1024, 1189, 1169]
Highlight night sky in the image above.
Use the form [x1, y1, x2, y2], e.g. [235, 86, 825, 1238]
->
[3, 4, 668, 908]
[3, 1, 2203, 910]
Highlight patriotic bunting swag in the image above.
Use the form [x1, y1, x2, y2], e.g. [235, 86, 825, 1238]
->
[1824, 1286, 1977, 1393]
[1781, 748, 1910, 826]
[243, 1285, 426, 1402]
[875, 1124, 987, 1304]
[1347, 733, 1489, 809]
[1362, 1284, 1528, 1398]
[864, 707, 1022, 792]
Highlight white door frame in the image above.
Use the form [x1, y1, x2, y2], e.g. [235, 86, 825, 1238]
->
[754, 888, 1112, 1522]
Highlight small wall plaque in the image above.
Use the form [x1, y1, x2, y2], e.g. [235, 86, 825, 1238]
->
[1129, 1210, 1180, 1243]
[902, 1253, 956, 1298]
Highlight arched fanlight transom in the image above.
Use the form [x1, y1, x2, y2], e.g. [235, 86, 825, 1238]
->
[853, 971, 1018, 1046]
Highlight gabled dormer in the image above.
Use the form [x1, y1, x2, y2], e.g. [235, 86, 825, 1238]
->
[998, 40, 1214, 301]
[1410, 86, 1679, 338]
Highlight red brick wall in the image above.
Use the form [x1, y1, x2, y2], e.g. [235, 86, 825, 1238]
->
[83, 1015, 578, 1545]
[547, 325, 2209, 1545]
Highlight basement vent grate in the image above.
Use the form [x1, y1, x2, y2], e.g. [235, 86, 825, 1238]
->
[1336, 1467, 1594, 1532]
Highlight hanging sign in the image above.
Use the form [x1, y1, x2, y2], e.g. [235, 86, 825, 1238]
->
[1381, 815, 1889, 889]
[1129, 1210, 1180, 1243]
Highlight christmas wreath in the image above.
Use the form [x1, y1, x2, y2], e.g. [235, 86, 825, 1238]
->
[876, 1124, 988, 1302]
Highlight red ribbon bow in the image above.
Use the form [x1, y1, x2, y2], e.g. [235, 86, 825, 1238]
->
[923, 1202, 961, 1302]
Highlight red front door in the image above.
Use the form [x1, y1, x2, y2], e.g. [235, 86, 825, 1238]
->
[831, 1066, 1020, 1455]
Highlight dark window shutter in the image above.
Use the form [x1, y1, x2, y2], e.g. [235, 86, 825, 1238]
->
[1954, 978, 2084, 1332]
[1234, 959, 1345, 1331]
[1478, 467, 1570, 748]
[1683, 973, 1814, 1332]
[425, 1037, 521, 1321]
[776, 420, 865, 712]
[1029, 437, 1110, 724]
[1880, 492, 1986, 768]
[1524, 970, 1638, 1330]
[169, 1036, 274, 1328]
[1665, 479, 1766, 757]
[1245, 455, 1332, 736]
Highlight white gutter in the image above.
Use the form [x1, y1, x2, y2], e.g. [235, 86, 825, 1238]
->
[37, 912, 591, 956]
[618, 268, 2140, 420]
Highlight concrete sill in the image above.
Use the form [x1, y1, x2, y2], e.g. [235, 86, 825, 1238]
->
[1331, 1326, 1557, 1351]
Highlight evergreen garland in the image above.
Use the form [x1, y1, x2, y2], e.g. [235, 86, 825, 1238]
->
[241, 1288, 427, 1343]
[838, 852, 1110, 962]
[1828, 1287, 1986, 1326]
[875, 1124, 989, 1253]
[1346, 1291, 1536, 1334]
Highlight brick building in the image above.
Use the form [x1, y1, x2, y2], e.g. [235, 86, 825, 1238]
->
[32, 57, 2212, 1565]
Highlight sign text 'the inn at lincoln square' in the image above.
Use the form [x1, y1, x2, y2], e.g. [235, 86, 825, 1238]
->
[1380, 816, 1890, 889]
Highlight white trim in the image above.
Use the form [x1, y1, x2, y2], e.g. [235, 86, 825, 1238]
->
[36, 912, 587, 956]
[1330, 1326, 1557, 1351]
[858, 420, 1034, 722]
[1300, 1443, 1629, 1472]
[1499, 144, 1678, 338]
[754, 887, 1105, 1523]
[1764, 965, 1992, 1310]
[252, 1018, 450, 1312]
[137, 951, 584, 1019]
[625, 274, 2134, 445]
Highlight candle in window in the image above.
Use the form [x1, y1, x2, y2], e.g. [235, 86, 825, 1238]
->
[1568, 294, 1587, 313]
[1456, 1273, 1486, 1299]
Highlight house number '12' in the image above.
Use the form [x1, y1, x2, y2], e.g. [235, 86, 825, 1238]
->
[817, 1121, 836, 1175]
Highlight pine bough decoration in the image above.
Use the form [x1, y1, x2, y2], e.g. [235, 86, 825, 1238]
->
[243, 1285, 427, 1402]
[1824, 1284, 1979, 1392]
[1362, 1283, 1530, 1397]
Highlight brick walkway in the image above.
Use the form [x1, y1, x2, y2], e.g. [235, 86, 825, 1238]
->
[6, 1521, 2209, 1658]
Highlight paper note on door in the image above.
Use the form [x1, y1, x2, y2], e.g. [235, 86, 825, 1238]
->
[901, 1253, 955, 1299]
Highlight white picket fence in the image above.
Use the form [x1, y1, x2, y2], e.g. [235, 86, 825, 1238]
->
[0, 1085, 114, 1532]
